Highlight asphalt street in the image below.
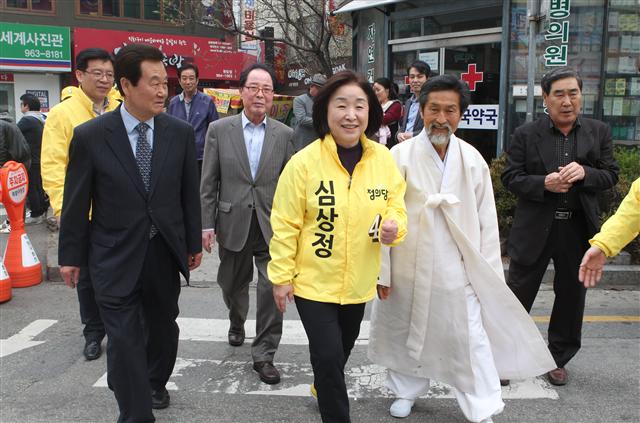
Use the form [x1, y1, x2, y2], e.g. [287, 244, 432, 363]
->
[1, 219, 639, 422]
[1, 267, 639, 422]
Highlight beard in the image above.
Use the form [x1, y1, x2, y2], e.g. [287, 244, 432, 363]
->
[427, 122, 453, 146]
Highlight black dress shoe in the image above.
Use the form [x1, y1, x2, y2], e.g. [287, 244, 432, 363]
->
[253, 361, 281, 384]
[83, 340, 101, 361]
[228, 327, 245, 346]
[151, 388, 170, 409]
[547, 367, 568, 386]
[500, 379, 510, 386]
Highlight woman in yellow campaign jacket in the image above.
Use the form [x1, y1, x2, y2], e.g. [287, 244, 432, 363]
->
[268, 71, 407, 423]
[580, 177, 640, 287]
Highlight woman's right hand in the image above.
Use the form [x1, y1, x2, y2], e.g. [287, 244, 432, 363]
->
[377, 284, 391, 300]
[273, 283, 294, 313]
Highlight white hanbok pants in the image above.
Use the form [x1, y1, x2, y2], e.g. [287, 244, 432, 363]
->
[386, 282, 505, 423]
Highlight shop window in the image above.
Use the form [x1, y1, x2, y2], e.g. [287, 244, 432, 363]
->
[506, 0, 607, 140]
[4, 0, 53, 12]
[144, 0, 160, 20]
[602, 0, 640, 144]
[102, 0, 120, 16]
[123, 0, 140, 18]
[77, 0, 182, 24]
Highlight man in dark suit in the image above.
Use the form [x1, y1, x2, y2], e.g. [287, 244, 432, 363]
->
[396, 60, 430, 143]
[502, 67, 618, 387]
[59, 44, 202, 422]
[200, 63, 294, 385]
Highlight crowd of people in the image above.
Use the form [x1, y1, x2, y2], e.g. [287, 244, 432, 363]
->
[1, 44, 638, 423]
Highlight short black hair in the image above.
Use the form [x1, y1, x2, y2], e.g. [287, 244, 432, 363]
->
[407, 60, 431, 77]
[540, 67, 583, 95]
[76, 48, 114, 72]
[178, 63, 199, 79]
[312, 70, 383, 140]
[418, 74, 471, 113]
[239, 63, 277, 88]
[374, 77, 398, 100]
[20, 93, 40, 111]
[115, 44, 165, 95]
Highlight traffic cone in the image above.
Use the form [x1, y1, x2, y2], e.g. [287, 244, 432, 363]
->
[0, 261, 11, 303]
[1, 161, 42, 288]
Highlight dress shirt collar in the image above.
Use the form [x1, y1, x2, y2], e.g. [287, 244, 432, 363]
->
[241, 110, 267, 129]
[120, 103, 155, 134]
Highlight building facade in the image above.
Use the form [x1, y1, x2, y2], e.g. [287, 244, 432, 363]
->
[0, 0, 246, 121]
[338, 0, 640, 161]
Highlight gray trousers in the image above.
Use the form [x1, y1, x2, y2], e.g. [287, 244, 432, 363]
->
[217, 213, 282, 363]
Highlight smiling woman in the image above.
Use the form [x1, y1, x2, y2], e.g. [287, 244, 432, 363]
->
[268, 71, 408, 423]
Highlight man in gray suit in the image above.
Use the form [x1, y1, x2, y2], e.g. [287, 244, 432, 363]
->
[292, 73, 326, 150]
[200, 63, 294, 385]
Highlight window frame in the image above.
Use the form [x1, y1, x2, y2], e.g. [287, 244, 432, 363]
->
[1, 0, 56, 15]
[74, 0, 184, 26]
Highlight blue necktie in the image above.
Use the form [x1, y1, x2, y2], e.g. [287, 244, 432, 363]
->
[134, 123, 157, 238]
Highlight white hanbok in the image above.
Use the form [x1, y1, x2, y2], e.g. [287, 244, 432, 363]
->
[368, 131, 555, 422]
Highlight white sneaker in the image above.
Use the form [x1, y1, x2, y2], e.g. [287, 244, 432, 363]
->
[390, 398, 414, 418]
[0, 220, 10, 234]
[25, 215, 44, 225]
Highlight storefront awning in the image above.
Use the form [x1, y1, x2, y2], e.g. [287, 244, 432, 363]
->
[333, 0, 406, 14]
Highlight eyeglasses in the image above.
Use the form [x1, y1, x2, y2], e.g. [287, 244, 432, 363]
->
[243, 85, 274, 95]
[84, 69, 115, 80]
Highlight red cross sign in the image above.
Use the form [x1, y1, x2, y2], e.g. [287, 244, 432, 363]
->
[461, 64, 483, 91]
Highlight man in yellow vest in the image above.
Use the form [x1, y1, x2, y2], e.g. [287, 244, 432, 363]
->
[42, 48, 118, 360]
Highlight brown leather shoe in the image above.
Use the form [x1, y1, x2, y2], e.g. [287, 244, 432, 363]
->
[547, 367, 568, 386]
[228, 327, 245, 347]
[253, 361, 281, 384]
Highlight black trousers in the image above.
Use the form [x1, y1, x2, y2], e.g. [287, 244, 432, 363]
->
[507, 213, 589, 368]
[26, 163, 48, 217]
[95, 235, 181, 423]
[295, 296, 366, 423]
[78, 267, 105, 344]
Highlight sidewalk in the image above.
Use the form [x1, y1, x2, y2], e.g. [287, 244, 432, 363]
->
[1, 201, 636, 290]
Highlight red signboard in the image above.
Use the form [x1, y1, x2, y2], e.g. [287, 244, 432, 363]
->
[0, 72, 14, 83]
[73, 28, 256, 81]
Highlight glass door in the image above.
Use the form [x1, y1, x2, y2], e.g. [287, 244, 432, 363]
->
[444, 42, 501, 163]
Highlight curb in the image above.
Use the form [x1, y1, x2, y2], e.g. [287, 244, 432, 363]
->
[42, 231, 639, 289]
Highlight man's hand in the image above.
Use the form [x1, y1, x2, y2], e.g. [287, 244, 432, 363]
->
[60, 266, 81, 288]
[377, 284, 391, 300]
[273, 284, 294, 313]
[558, 162, 586, 184]
[380, 219, 398, 245]
[188, 252, 203, 271]
[544, 172, 572, 193]
[579, 246, 606, 288]
[202, 230, 215, 253]
[397, 132, 412, 143]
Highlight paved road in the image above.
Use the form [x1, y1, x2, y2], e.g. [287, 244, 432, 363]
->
[1, 276, 639, 423]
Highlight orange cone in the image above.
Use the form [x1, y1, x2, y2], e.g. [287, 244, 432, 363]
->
[1, 161, 42, 288]
[0, 262, 11, 302]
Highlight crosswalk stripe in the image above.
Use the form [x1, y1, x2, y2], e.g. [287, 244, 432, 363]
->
[93, 358, 558, 399]
[178, 317, 370, 345]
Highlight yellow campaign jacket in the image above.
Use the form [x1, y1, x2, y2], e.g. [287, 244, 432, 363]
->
[590, 177, 640, 257]
[41, 87, 117, 216]
[268, 134, 408, 305]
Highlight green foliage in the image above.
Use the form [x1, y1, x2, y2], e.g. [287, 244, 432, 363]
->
[490, 146, 640, 262]
[489, 153, 517, 242]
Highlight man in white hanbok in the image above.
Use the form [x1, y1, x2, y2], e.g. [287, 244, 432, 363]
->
[368, 75, 555, 422]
